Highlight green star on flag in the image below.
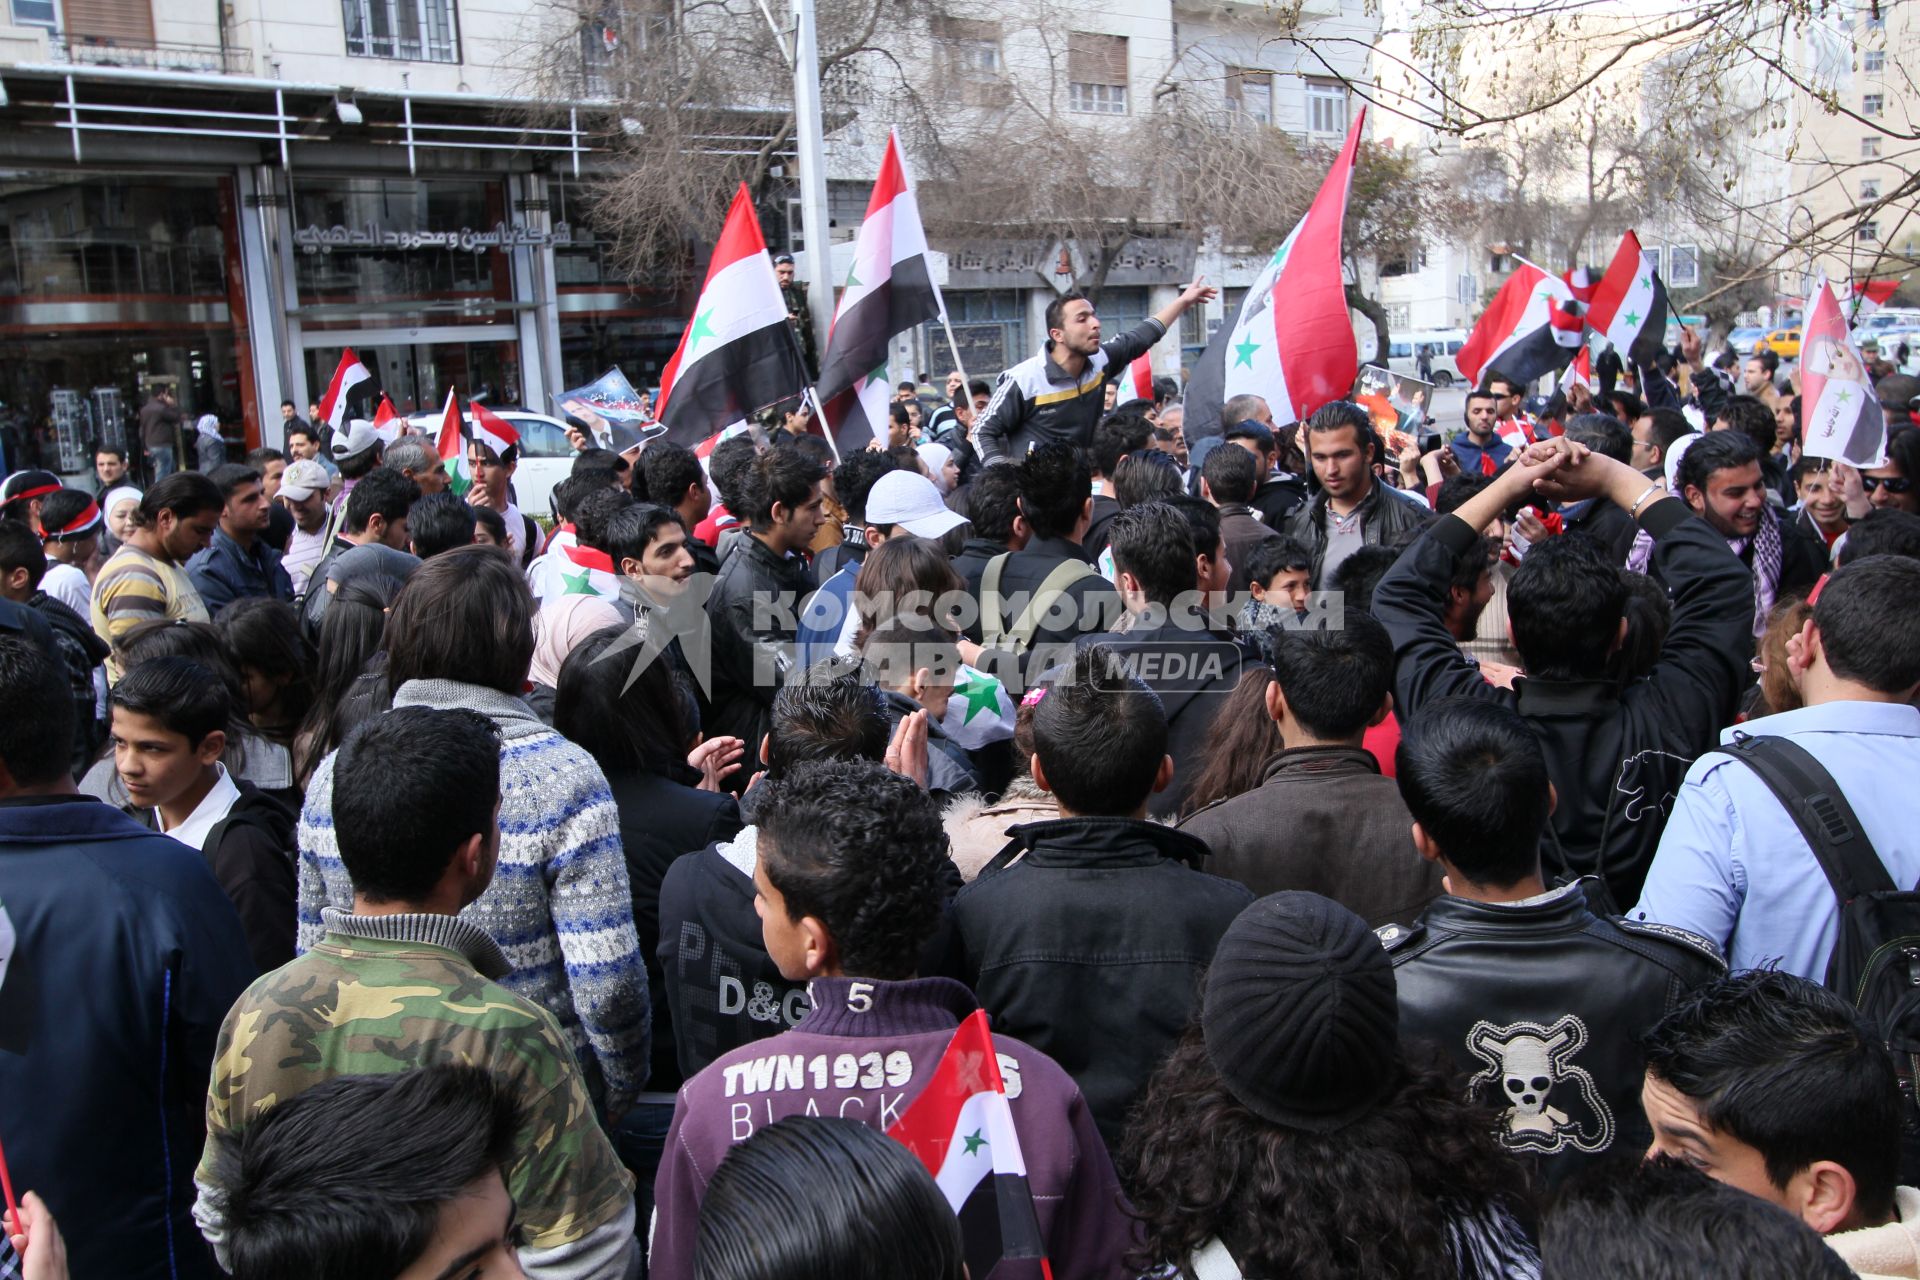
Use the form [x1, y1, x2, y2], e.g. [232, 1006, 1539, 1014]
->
[845, 265, 861, 288]
[561, 568, 599, 596]
[1233, 335, 1261, 369]
[954, 671, 1002, 724]
[687, 308, 716, 349]
[1622, 311, 1640, 328]
[1639, 276, 1650, 291]
[961, 1129, 987, 1156]
[1836, 387, 1852, 404]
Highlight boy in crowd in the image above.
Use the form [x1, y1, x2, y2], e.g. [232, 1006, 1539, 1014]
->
[1380, 696, 1722, 1187]
[1238, 536, 1313, 632]
[954, 646, 1250, 1145]
[862, 622, 979, 797]
[651, 758, 1132, 1280]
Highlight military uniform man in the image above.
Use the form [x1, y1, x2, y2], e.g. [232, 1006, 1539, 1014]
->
[774, 252, 818, 380]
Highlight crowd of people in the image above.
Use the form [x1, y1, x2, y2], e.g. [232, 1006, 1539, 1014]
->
[1, 285, 1919, 1280]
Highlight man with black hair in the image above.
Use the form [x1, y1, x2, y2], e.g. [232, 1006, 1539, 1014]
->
[109, 656, 297, 971]
[1632, 406, 1693, 479]
[1282, 401, 1428, 587]
[1451, 388, 1511, 476]
[530, 484, 632, 608]
[214, 1065, 523, 1280]
[954, 646, 1251, 1145]
[198, 705, 640, 1280]
[642, 441, 720, 575]
[810, 450, 897, 584]
[950, 463, 1026, 626]
[299, 466, 420, 634]
[696, 435, 760, 560]
[0, 636, 253, 1280]
[1640, 970, 1913, 1256]
[184, 463, 293, 615]
[706, 449, 826, 764]
[1837, 508, 1920, 565]
[1712, 393, 1794, 506]
[1372, 437, 1753, 908]
[464, 431, 537, 568]
[94, 444, 129, 496]
[1379, 697, 1722, 1187]
[91, 471, 222, 663]
[406, 490, 478, 559]
[1635, 555, 1920, 979]
[1201, 436, 1280, 593]
[1221, 416, 1309, 528]
[1182, 612, 1436, 925]
[1675, 428, 1823, 638]
[1554, 413, 1640, 564]
[0, 519, 104, 775]
[978, 443, 1122, 664]
[653, 758, 1133, 1280]
[1085, 406, 1154, 559]
[974, 281, 1216, 463]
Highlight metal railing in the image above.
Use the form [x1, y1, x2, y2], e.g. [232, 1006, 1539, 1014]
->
[47, 36, 254, 76]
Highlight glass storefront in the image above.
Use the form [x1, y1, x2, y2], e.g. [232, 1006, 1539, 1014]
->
[549, 177, 689, 393]
[301, 336, 521, 419]
[0, 171, 249, 475]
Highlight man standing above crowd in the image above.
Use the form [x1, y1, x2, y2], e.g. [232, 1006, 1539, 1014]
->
[1282, 401, 1428, 588]
[975, 280, 1216, 463]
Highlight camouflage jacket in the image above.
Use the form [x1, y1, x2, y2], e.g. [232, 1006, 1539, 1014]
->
[195, 909, 638, 1280]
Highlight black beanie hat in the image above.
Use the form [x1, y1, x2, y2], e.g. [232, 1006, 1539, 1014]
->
[1202, 891, 1400, 1133]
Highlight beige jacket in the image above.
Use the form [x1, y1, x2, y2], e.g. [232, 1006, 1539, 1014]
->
[1832, 1186, 1920, 1279]
[943, 777, 1054, 881]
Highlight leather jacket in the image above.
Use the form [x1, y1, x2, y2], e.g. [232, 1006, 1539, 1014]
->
[704, 533, 814, 759]
[1380, 880, 1723, 1188]
[1280, 479, 1431, 585]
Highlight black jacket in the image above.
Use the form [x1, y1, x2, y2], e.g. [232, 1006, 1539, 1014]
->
[1218, 505, 1281, 595]
[1749, 504, 1826, 599]
[30, 590, 108, 777]
[1250, 474, 1309, 530]
[687, 532, 722, 579]
[979, 536, 1123, 676]
[1082, 494, 1122, 563]
[1560, 498, 1638, 566]
[1372, 500, 1752, 908]
[879, 690, 981, 799]
[1381, 881, 1723, 1188]
[605, 767, 742, 1091]
[705, 534, 815, 764]
[129, 783, 297, 974]
[954, 817, 1252, 1146]
[1281, 480, 1432, 587]
[809, 522, 869, 587]
[952, 535, 1012, 642]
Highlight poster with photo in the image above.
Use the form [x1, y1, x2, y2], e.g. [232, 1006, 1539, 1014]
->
[554, 367, 665, 452]
[1353, 364, 1433, 458]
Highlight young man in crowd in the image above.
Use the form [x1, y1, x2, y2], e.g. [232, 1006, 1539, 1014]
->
[1631, 407, 1694, 481]
[1084, 406, 1153, 559]
[953, 646, 1251, 1146]
[464, 431, 537, 568]
[1221, 415, 1308, 528]
[1182, 611, 1436, 925]
[1634, 554, 1920, 978]
[1281, 401, 1428, 588]
[299, 466, 420, 635]
[1450, 389, 1512, 476]
[274, 458, 332, 598]
[652, 757, 1133, 1280]
[798, 467, 962, 660]
[93, 444, 129, 495]
[283, 423, 339, 483]
[1380, 696, 1722, 1187]
[243, 446, 293, 552]
[1200, 436, 1280, 594]
[978, 443, 1122, 666]
[641, 441, 720, 576]
[91, 471, 223, 667]
[406, 489, 479, 560]
[1641, 970, 1917, 1268]
[1431, 474, 1520, 671]
[1558, 414, 1641, 564]
[200, 705, 639, 1280]
[1371, 436, 1752, 909]
[0, 520, 107, 777]
[808, 449, 896, 586]
[185, 463, 293, 615]
[950, 464, 1026, 635]
[1673, 430, 1824, 637]
[318, 420, 385, 548]
[0, 637, 254, 1280]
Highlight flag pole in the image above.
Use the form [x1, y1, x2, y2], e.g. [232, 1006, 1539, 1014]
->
[805, 385, 841, 463]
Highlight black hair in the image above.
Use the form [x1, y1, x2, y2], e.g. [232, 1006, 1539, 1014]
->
[38, 488, 98, 543]
[296, 575, 405, 782]
[216, 597, 316, 728]
[1394, 697, 1548, 887]
[766, 667, 890, 780]
[96, 444, 128, 462]
[1107, 503, 1196, 606]
[0, 637, 73, 788]
[110, 655, 230, 750]
[605, 502, 687, 570]
[332, 706, 503, 902]
[695, 1116, 964, 1280]
[1812, 555, 1920, 692]
[405, 491, 477, 560]
[1166, 493, 1223, 561]
[116, 619, 250, 714]
[471, 506, 508, 547]
[1647, 408, 1694, 454]
[1044, 290, 1088, 336]
[383, 546, 534, 696]
[1152, 376, 1181, 407]
[550, 471, 608, 525]
[555, 625, 695, 778]
[1541, 1156, 1855, 1280]
[0, 521, 45, 590]
[888, 402, 912, 429]
[285, 423, 320, 447]
[707, 436, 760, 514]
[137, 471, 223, 529]
[573, 446, 628, 476]
[1267, 609, 1393, 739]
[1434, 472, 1493, 517]
[573, 487, 634, 554]
[861, 623, 963, 694]
[741, 449, 825, 531]
[1330, 546, 1400, 613]
[1244, 536, 1311, 589]
[1563, 413, 1632, 465]
[1642, 970, 1900, 1223]
[1017, 443, 1092, 540]
[968, 378, 991, 400]
[1302, 400, 1377, 452]
[1606, 390, 1648, 424]
[205, 463, 263, 505]
[1202, 437, 1261, 505]
[1676, 428, 1764, 501]
[1837, 508, 1920, 566]
[1114, 450, 1185, 510]
[245, 447, 286, 470]
[964, 463, 1021, 544]
[343, 467, 420, 536]
[1093, 406, 1154, 477]
[832, 449, 899, 526]
[1222, 418, 1276, 453]
[1713, 396, 1778, 456]
[1463, 387, 1499, 414]
[642, 442, 706, 513]
[1790, 454, 1836, 485]
[1031, 645, 1167, 815]
[1508, 534, 1628, 681]
[756, 759, 949, 980]
[1751, 347, 1780, 375]
[216, 1065, 520, 1280]
[1484, 369, 1523, 395]
[1883, 424, 1920, 479]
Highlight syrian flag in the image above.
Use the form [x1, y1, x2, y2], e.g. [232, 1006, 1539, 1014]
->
[1111, 352, 1155, 408]
[372, 395, 404, 445]
[1186, 113, 1365, 439]
[470, 402, 520, 461]
[1848, 278, 1902, 324]
[817, 132, 948, 455]
[434, 388, 471, 498]
[317, 349, 372, 431]
[887, 1010, 1050, 1280]
[1802, 275, 1889, 467]
[693, 423, 752, 476]
[1457, 258, 1585, 389]
[531, 542, 622, 606]
[1586, 231, 1670, 369]
[1558, 346, 1593, 393]
[656, 184, 810, 448]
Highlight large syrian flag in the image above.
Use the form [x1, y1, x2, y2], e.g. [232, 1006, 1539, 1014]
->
[656, 184, 810, 448]
[1586, 231, 1670, 369]
[817, 131, 948, 455]
[1185, 111, 1366, 438]
[888, 1009, 1050, 1280]
[317, 348, 372, 431]
[1457, 258, 1585, 389]
[1802, 277, 1889, 467]
[1111, 351, 1155, 408]
[434, 387, 471, 498]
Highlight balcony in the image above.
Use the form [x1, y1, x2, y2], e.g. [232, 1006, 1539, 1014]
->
[46, 35, 253, 76]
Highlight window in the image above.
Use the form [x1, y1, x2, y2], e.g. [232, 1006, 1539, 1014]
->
[1865, 49, 1886, 72]
[1864, 178, 1882, 199]
[1865, 136, 1883, 158]
[1227, 69, 1273, 125]
[1458, 273, 1475, 308]
[9, 0, 55, 27]
[1860, 222, 1881, 243]
[1668, 244, 1699, 288]
[1306, 77, 1348, 136]
[1645, 245, 1663, 280]
[1380, 243, 1426, 277]
[1068, 33, 1129, 115]
[343, 0, 460, 62]
[1864, 93, 1884, 116]
[935, 17, 1009, 107]
[1387, 302, 1412, 330]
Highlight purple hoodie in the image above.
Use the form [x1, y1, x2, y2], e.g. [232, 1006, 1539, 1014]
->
[650, 976, 1135, 1280]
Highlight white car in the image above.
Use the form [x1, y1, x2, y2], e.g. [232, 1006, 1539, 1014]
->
[401, 408, 577, 524]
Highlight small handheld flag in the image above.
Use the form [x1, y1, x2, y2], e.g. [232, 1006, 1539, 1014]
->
[434, 388, 471, 498]
[317, 349, 372, 432]
[1802, 276, 1888, 467]
[470, 402, 520, 460]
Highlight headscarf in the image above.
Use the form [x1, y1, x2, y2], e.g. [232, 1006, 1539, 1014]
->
[103, 486, 143, 520]
[530, 595, 624, 689]
[195, 413, 223, 440]
[917, 442, 954, 493]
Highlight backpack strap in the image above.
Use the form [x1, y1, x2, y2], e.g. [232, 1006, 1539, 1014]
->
[979, 553, 1012, 649]
[1006, 558, 1099, 654]
[1710, 733, 1893, 904]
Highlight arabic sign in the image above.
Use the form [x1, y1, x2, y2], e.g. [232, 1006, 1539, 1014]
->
[293, 221, 574, 255]
[942, 237, 1198, 289]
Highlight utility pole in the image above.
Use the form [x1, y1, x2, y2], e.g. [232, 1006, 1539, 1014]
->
[791, 0, 834, 359]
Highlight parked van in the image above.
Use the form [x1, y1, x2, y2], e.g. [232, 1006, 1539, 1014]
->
[1387, 329, 1469, 388]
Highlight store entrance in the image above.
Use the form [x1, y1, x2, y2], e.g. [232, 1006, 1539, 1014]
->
[302, 331, 522, 422]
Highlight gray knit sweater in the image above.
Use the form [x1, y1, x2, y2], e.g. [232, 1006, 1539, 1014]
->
[295, 677, 650, 1114]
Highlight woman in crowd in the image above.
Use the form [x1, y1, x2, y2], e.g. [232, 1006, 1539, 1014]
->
[294, 573, 404, 786]
[528, 594, 624, 722]
[1180, 666, 1283, 817]
[217, 597, 315, 751]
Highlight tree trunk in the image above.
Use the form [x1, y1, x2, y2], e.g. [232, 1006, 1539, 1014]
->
[1346, 283, 1390, 367]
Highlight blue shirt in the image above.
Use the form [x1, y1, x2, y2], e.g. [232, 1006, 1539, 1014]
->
[1449, 433, 1513, 476]
[1631, 701, 1920, 979]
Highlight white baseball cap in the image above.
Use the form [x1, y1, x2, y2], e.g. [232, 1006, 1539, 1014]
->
[865, 469, 967, 538]
[331, 418, 383, 461]
[279, 458, 331, 501]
